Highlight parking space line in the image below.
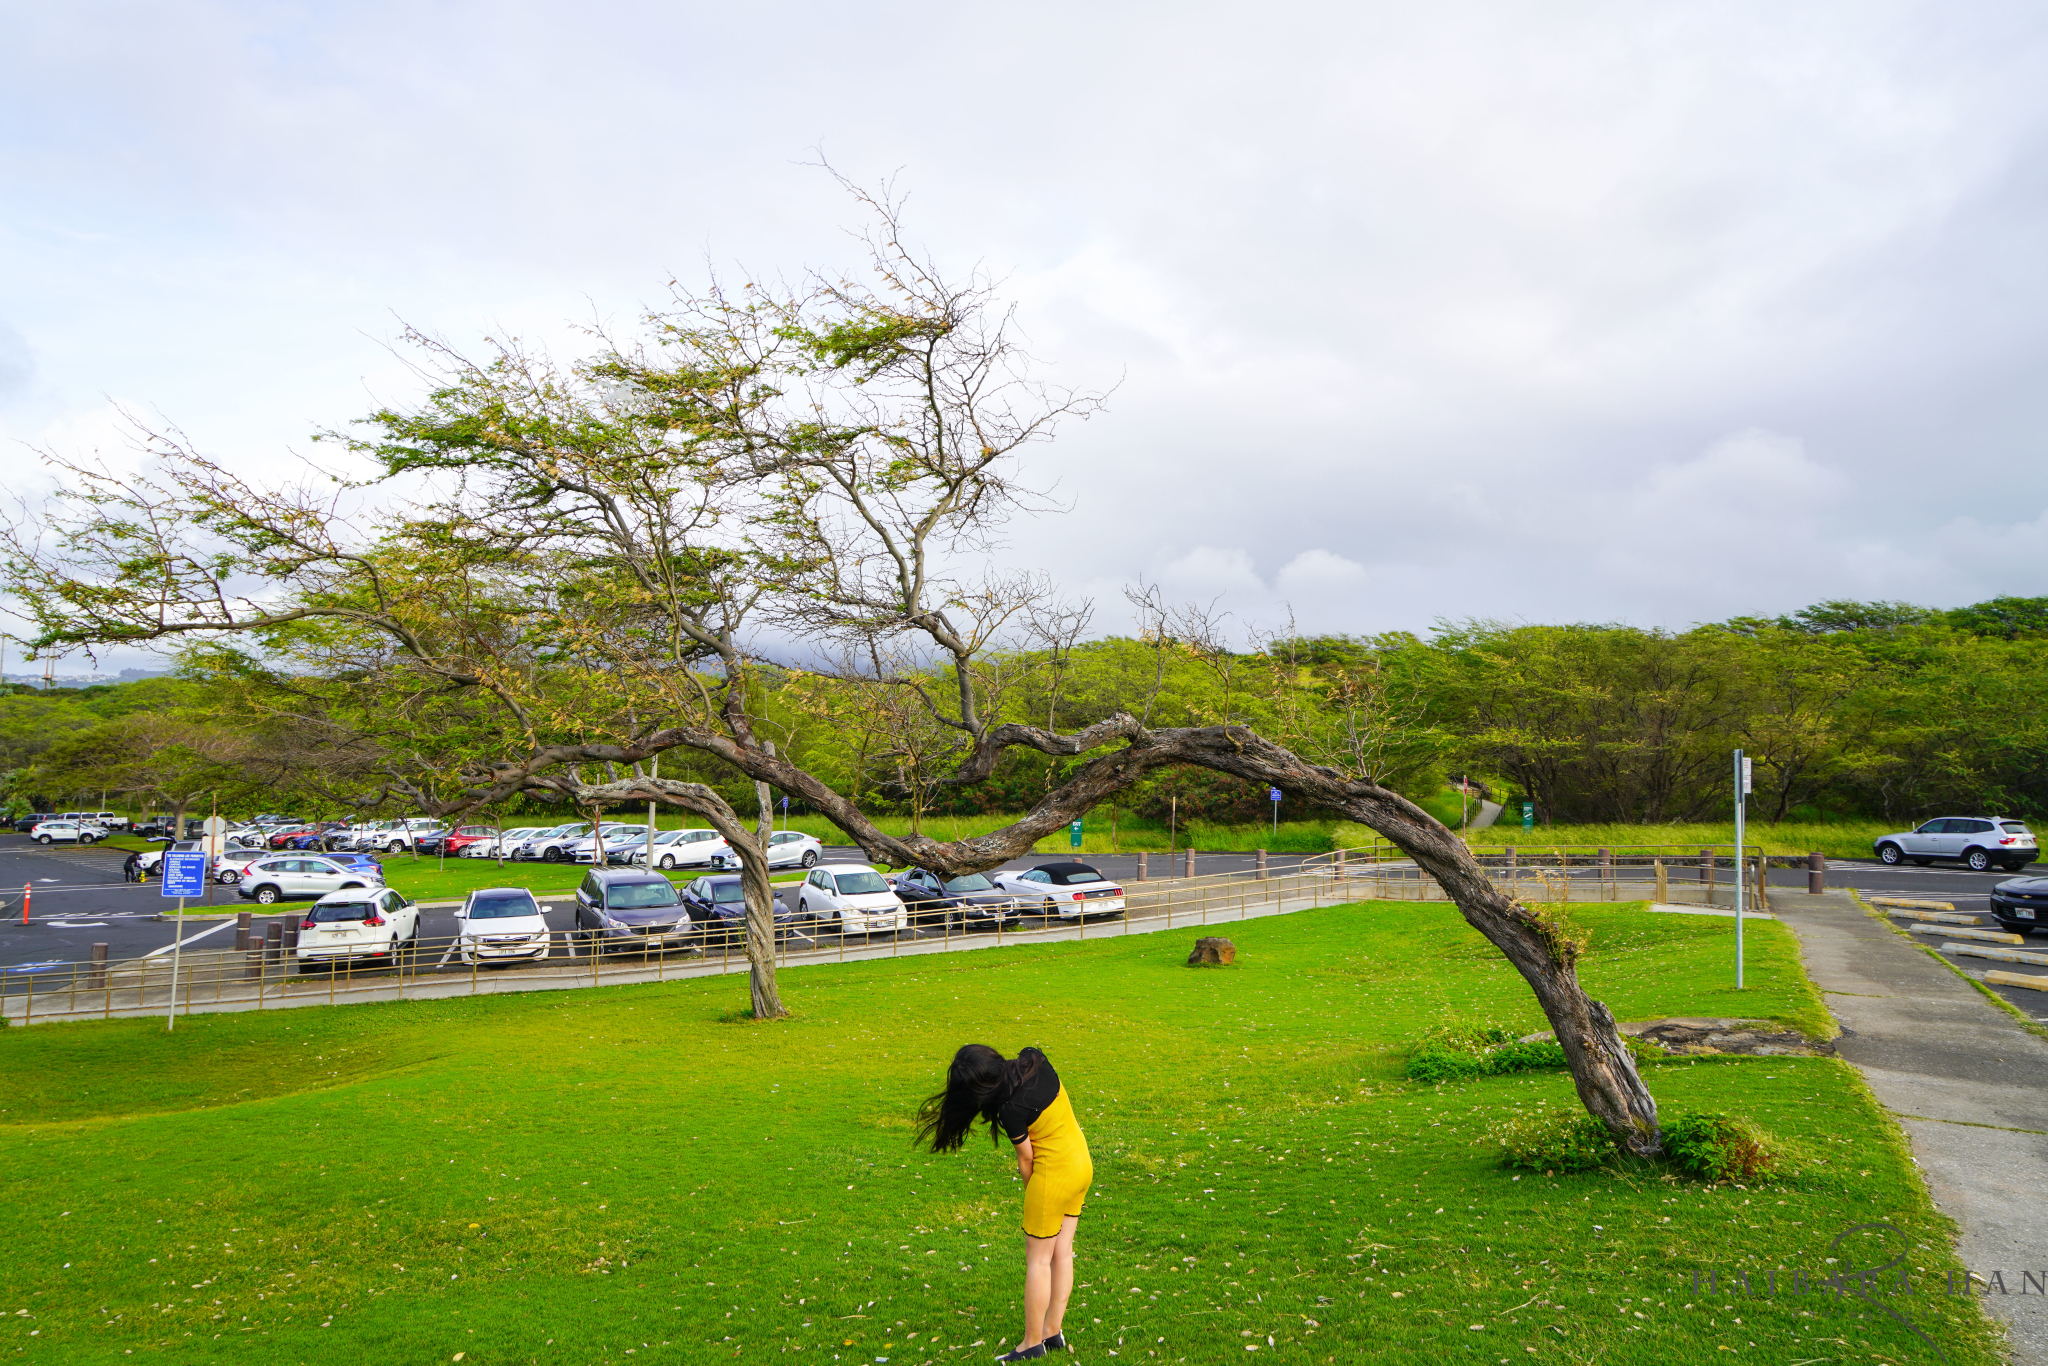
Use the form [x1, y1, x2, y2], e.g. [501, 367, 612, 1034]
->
[143, 918, 240, 956]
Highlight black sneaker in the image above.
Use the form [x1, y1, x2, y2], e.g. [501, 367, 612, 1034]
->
[993, 1346, 1047, 1362]
[1044, 1332, 1069, 1351]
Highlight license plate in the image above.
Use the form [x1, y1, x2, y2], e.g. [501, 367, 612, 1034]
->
[2016, 907, 2037, 920]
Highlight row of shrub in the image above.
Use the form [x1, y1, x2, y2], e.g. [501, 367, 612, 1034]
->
[1491, 1108, 1780, 1182]
[1406, 1023, 1781, 1181]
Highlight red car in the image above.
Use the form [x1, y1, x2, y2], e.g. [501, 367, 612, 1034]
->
[267, 824, 314, 849]
[441, 825, 501, 856]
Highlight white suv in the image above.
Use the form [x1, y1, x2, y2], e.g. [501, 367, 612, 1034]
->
[1874, 816, 2037, 872]
[30, 819, 106, 845]
[792, 864, 908, 936]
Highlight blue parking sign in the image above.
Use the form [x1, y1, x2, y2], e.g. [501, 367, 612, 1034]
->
[161, 850, 209, 898]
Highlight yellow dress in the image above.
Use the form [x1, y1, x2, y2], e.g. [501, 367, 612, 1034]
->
[1019, 1083, 1094, 1238]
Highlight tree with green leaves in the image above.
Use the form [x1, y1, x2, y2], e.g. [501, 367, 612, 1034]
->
[4, 187, 1668, 1154]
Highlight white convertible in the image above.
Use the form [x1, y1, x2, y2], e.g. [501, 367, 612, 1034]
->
[987, 861, 1127, 920]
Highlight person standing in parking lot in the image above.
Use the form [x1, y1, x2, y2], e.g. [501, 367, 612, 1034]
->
[122, 849, 144, 882]
[916, 1045, 1093, 1361]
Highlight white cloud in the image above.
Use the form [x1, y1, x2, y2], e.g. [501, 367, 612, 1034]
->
[4, 0, 2048, 646]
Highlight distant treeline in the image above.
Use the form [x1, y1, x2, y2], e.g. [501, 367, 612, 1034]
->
[7, 595, 2046, 826]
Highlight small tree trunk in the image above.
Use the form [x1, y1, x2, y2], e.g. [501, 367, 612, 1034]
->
[745, 744, 787, 1019]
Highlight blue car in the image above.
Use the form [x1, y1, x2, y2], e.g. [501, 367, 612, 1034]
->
[322, 851, 385, 877]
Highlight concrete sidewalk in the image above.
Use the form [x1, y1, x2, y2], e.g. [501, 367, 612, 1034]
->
[1773, 886, 2048, 1364]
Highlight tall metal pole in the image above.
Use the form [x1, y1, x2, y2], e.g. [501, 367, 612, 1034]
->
[1733, 748, 1746, 989]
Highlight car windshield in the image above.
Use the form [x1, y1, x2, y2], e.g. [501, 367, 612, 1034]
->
[607, 881, 680, 909]
[942, 874, 995, 892]
[710, 881, 747, 904]
[468, 893, 538, 919]
[308, 901, 375, 923]
[833, 871, 890, 896]
[652, 830, 687, 843]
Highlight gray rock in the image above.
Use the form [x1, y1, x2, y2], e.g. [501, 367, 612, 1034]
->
[1187, 936, 1236, 967]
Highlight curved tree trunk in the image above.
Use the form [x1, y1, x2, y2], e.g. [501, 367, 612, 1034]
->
[466, 720, 1657, 1145]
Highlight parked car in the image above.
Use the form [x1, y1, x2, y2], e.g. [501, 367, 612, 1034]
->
[462, 826, 545, 859]
[29, 819, 105, 845]
[678, 873, 803, 939]
[1873, 817, 2037, 872]
[374, 819, 447, 854]
[294, 887, 420, 971]
[569, 823, 650, 864]
[791, 864, 909, 937]
[703, 829, 825, 871]
[236, 855, 385, 905]
[87, 810, 128, 830]
[888, 867, 1021, 930]
[1989, 874, 2048, 937]
[140, 838, 251, 876]
[657, 828, 731, 868]
[454, 887, 553, 965]
[518, 823, 594, 863]
[14, 812, 57, 832]
[572, 868, 696, 953]
[212, 841, 297, 884]
[441, 826, 500, 857]
[987, 862, 1128, 919]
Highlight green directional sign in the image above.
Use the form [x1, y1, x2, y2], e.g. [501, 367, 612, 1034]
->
[1070, 818, 1083, 850]
[1521, 801, 1535, 829]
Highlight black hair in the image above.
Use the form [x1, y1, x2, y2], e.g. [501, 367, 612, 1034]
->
[914, 1044, 1042, 1152]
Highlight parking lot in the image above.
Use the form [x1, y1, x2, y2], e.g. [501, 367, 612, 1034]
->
[3, 834, 2040, 1021]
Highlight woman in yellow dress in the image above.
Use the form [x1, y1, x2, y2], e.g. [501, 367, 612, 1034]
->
[917, 1044, 1093, 1361]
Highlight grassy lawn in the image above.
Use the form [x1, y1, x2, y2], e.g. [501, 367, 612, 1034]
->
[0, 899, 1998, 1364]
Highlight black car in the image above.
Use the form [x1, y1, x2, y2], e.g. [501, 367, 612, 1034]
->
[573, 868, 698, 953]
[889, 867, 1021, 930]
[1988, 876, 2048, 937]
[12, 812, 56, 832]
[679, 874, 801, 940]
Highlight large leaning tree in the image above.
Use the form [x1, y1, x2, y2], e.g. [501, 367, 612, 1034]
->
[0, 188, 1665, 1154]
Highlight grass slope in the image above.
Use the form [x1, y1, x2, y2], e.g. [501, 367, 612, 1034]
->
[0, 904, 1997, 1364]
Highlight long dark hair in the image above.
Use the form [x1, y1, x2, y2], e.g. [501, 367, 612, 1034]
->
[914, 1045, 1042, 1152]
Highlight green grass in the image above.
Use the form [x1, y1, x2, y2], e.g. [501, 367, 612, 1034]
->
[0, 900, 1997, 1364]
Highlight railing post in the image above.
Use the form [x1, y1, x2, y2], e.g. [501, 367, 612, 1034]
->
[88, 942, 108, 990]
[1136, 852, 1148, 882]
[1255, 849, 1267, 881]
[1807, 851, 1824, 894]
[1699, 847, 1713, 885]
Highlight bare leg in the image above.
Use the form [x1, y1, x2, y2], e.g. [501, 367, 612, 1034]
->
[1043, 1216, 1080, 1339]
[1021, 1233, 1055, 1350]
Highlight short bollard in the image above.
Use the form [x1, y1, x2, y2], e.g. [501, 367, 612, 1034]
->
[1699, 847, 1713, 883]
[1255, 849, 1268, 881]
[1136, 852, 1148, 882]
[234, 911, 252, 952]
[88, 942, 108, 990]
[1183, 848, 1195, 879]
[264, 921, 284, 974]
[1807, 850, 1825, 894]
[1506, 845, 1516, 872]
[1598, 846, 1611, 870]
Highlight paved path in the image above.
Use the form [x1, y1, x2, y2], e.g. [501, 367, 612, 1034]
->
[1773, 886, 2048, 1364]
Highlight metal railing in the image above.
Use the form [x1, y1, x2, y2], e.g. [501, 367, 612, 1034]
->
[0, 843, 1775, 1024]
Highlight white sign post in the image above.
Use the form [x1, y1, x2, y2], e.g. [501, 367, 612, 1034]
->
[1733, 749, 1752, 989]
[160, 849, 210, 1031]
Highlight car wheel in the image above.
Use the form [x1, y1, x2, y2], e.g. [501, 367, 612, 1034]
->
[80, 833, 96, 844]
[215, 870, 236, 884]
[659, 853, 676, 870]
[801, 850, 818, 868]
[1876, 843, 1903, 865]
[542, 847, 563, 863]
[1966, 849, 1992, 872]
[36, 834, 51, 844]
[253, 885, 281, 905]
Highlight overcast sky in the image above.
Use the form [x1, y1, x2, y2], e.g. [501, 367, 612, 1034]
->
[5, 0, 2048, 671]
